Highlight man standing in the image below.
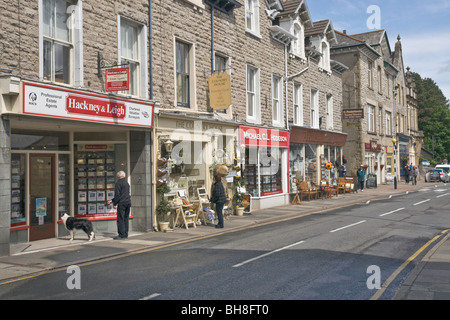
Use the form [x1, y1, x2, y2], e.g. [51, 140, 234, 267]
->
[357, 165, 366, 192]
[108, 171, 131, 239]
[210, 175, 227, 229]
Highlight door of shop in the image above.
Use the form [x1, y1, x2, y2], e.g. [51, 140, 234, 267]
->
[29, 154, 55, 241]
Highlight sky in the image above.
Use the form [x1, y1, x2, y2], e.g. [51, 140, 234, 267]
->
[306, 0, 450, 103]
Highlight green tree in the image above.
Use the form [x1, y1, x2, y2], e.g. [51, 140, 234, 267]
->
[413, 72, 450, 163]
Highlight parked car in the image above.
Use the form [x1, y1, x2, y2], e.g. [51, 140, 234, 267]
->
[435, 164, 450, 181]
[425, 169, 448, 183]
[422, 159, 430, 167]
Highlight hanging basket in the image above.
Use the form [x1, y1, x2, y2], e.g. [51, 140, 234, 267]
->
[157, 158, 167, 166]
[157, 168, 167, 177]
[156, 179, 166, 187]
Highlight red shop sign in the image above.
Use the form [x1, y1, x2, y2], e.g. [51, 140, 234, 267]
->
[105, 67, 130, 92]
[66, 94, 126, 120]
[239, 125, 289, 148]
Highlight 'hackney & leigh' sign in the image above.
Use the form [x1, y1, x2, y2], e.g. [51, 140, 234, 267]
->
[23, 82, 154, 128]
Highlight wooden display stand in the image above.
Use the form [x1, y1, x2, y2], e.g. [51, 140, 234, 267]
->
[171, 191, 198, 230]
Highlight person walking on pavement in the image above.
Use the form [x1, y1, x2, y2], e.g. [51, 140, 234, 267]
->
[107, 171, 131, 239]
[210, 175, 227, 229]
[412, 166, 418, 185]
[357, 165, 366, 192]
[404, 165, 410, 184]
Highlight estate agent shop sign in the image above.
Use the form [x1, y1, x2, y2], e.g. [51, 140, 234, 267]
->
[23, 82, 154, 128]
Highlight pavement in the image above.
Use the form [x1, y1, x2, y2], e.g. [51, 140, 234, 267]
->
[1, 179, 449, 300]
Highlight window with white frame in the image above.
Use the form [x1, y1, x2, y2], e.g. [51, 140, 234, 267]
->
[291, 22, 304, 58]
[326, 94, 333, 129]
[386, 111, 392, 135]
[293, 83, 303, 126]
[368, 105, 375, 132]
[118, 16, 147, 98]
[245, 0, 260, 35]
[246, 65, 260, 123]
[272, 75, 283, 126]
[41, 0, 75, 84]
[176, 40, 191, 107]
[368, 61, 374, 89]
[321, 41, 330, 71]
[120, 20, 140, 97]
[310, 89, 319, 129]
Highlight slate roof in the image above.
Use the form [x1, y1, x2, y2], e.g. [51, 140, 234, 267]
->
[350, 30, 385, 46]
[279, 0, 303, 17]
[304, 19, 330, 37]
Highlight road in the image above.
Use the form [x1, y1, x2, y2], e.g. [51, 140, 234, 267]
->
[1, 184, 449, 302]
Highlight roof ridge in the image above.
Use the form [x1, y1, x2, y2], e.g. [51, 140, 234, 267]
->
[334, 30, 365, 43]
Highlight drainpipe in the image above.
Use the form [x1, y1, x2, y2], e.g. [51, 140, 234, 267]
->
[149, 0, 154, 231]
[211, 4, 215, 74]
[285, 44, 289, 130]
[149, 0, 153, 100]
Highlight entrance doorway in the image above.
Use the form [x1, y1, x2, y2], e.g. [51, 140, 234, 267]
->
[29, 154, 55, 241]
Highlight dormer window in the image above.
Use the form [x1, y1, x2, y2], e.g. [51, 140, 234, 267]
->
[291, 22, 305, 58]
[320, 40, 330, 72]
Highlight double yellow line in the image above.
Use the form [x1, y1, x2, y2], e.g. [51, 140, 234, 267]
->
[370, 229, 450, 300]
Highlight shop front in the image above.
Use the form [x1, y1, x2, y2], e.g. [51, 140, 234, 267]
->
[154, 112, 238, 217]
[1, 80, 154, 252]
[239, 125, 289, 210]
[364, 140, 384, 187]
[289, 126, 347, 193]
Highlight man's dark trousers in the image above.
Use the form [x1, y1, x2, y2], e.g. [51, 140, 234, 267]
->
[117, 203, 131, 238]
[216, 202, 224, 227]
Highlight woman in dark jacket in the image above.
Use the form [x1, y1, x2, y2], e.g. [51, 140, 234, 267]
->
[210, 175, 227, 229]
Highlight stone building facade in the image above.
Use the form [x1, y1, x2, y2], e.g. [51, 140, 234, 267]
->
[0, 0, 154, 255]
[331, 30, 420, 185]
[0, 0, 349, 254]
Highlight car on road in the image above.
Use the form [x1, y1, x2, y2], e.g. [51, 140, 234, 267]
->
[422, 159, 430, 167]
[435, 164, 450, 182]
[425, 168, 449, 183]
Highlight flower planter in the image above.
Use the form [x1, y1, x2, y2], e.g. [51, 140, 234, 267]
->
[235, 207, 244, 216]
[158, 221, 170, 232]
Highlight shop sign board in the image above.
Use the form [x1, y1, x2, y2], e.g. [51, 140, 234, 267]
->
[343, 109, 364, 119]
[23, 82, 153, 128]
[208, 72, 231, 110]
[365, 140, 381, 152]
[290, 126, 347, 147]
[105, 67, 129, 92]
[239, 125, 289, 148]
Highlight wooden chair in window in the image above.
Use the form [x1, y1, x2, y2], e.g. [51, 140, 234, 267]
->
[299, 180, 318, 202]
[320, 180, 338, 198]
[338, 178, 347, 195]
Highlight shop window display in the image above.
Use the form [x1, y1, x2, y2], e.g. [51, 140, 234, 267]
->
[163, 140, 208, 201]
[289, 144, 305, 192]
[323, 146, 339, 183]
[305, 144, 318, 186]
[74, 144, 127, 218]
[58, 154, 71, 217]
[11, 154, 26, 227]
[244, 147, 282, 197]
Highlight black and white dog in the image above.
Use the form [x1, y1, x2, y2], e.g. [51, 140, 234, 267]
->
[61, 213, 95, 242]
